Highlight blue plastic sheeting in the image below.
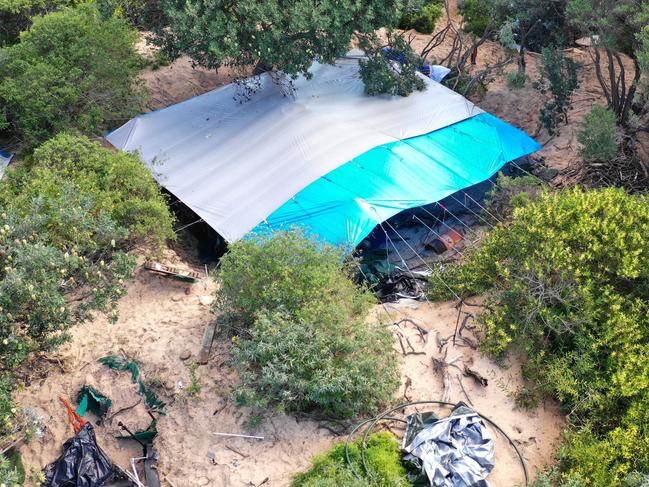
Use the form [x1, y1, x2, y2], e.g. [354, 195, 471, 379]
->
[251, 113, 541, 246]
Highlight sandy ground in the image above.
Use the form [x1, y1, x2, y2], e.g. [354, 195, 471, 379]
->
[15, 245, 564, 486]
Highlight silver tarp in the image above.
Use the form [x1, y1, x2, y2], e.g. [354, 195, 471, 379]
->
[402, 407, 495, 487]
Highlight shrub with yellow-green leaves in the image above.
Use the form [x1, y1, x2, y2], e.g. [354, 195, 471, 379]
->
[292, 432, 413, 487]
[429, 186, 649, 485]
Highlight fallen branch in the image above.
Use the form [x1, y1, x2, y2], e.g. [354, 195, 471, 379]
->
[464, 365, 488, 387]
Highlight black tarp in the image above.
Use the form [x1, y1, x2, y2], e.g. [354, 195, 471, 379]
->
[43, 424, 119, 487]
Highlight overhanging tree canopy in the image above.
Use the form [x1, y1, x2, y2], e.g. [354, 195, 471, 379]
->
[156, 0, 402, 77]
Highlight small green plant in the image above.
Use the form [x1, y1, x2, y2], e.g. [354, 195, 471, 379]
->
[512, 386, 542, 410]
[458, 0, 499, 37]
[506, 71, 528, 89]
[484, 173, 544, 219]
[292, 432, 413, 487]
[535, 47, 580, 135]
[398, 1, 444, 34]
[577, 105, 619, 163]
[184, 362, 201, 398]
[0, 451, 23, 487]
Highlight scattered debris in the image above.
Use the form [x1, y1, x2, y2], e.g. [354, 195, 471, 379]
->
[197, 320, 218, 364]
[207, 451, 217, 465]
[144, 261, 203, 282]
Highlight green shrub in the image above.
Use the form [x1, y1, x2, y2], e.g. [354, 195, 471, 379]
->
[358, 33, 426, 97]
[219, 230, 400, 418]
[535, 47, 579, 135]
[484, 173, 544, 220]
[0, 5, 146, 147]
[506, 71, 528, 89]
[2, 133, 174, 250]
[232, 305, 399, 417]
[292, 432, 412, 487]
[578, 105, 619, 163]
[398, 1, 443, 34]
[217, 229, 371, 324]
[429, 187, 649, 485]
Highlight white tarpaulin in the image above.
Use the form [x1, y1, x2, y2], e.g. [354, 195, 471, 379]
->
[106, 57, 482, 242]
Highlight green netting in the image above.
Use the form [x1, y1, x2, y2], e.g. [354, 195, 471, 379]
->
[75, 385, 112, 418]
[115, 420, 158, 442]
[99, 356, 166, 414]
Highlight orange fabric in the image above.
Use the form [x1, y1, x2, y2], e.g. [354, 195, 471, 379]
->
[59, 395, 86, 434]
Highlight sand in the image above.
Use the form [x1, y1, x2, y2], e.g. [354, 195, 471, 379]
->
[15, 244, 564, 486]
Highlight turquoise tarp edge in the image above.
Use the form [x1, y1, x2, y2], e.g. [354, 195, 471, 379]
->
[251, 112, 542, 246]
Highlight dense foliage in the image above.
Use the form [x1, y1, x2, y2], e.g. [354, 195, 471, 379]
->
[398, 0, 443, 35]
[358, 34, 426, 97]
[2, 134, 175, 249]
[430, 185, 649, 485]
[218, 230, 400, 418]
[292, 432, 412, 487]
[578, 105, 619, 163]
[0, 5, 146, 147]
[0, 0, 72, 47]
[156, 0, 400, 78]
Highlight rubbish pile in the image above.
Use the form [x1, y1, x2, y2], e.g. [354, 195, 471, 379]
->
[43, 355, 166, 487]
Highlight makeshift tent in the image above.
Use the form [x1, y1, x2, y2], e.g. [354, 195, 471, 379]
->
[107, 55, 540, 246]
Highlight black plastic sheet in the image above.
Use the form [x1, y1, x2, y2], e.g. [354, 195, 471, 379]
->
[43, 423, 117, 487]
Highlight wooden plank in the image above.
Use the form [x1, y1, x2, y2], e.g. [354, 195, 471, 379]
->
[197, 320, 218, 364]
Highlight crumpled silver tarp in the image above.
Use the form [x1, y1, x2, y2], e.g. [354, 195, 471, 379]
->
[402, 406, 495, 487]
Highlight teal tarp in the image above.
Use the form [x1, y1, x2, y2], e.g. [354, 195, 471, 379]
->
[251, 113, 541, 246]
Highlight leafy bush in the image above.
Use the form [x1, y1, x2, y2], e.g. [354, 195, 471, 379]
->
[217, 229, 370, 324]
[0, 451, 23, 487]
[506, 71, 527, 89]
[578, 105, 619, 163]
[0, 5, 146, 147]
[292, 432, 412, 487]
[2, 133, 175, 250]
[358, 33, 426, 97]
[535, 47, 579, 135]
[232, 305, 399, 417]
[429, 187, 649, 485]
[0, 0, 77, 47]
[398, 1, 443, 35]
[218, 230, 400, 418]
